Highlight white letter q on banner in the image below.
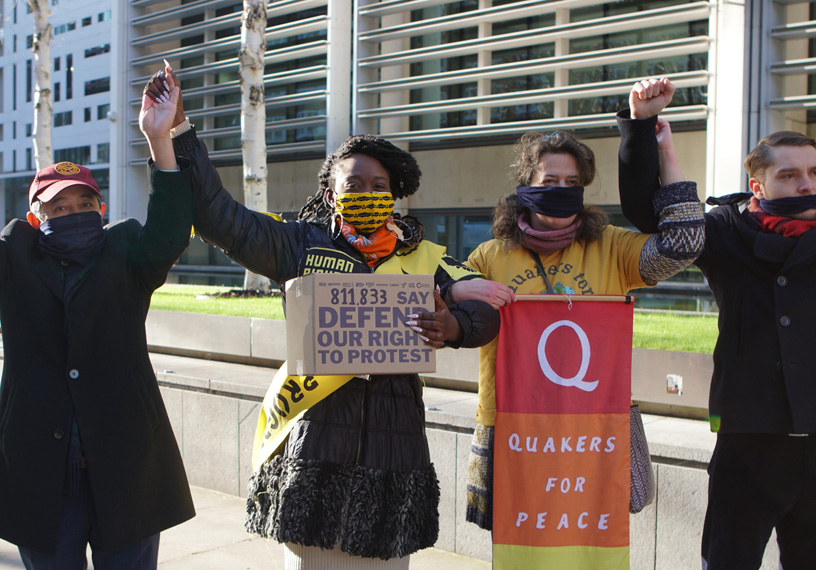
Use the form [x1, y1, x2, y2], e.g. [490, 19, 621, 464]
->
[537, 320, 598, 392]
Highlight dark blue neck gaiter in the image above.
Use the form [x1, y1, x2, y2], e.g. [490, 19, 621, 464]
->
[38, 211, 106, 267]
[759, 194, 816, 216]
[516, 185, 585, 218]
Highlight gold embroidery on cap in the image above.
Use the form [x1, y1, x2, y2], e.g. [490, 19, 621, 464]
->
[54, 162, 81, 175]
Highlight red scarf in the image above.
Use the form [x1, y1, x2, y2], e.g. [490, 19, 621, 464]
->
[748, 197, 816, 237]
[339, 216, 399, 267]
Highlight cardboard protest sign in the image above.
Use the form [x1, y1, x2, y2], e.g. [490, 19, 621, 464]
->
[285, 273, 436, 375]
[493, 296, 633, 569]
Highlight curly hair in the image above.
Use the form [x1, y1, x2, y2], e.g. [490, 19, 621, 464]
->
[298, 135, 424, 247]
[492, 194, 608, 251]
[511, 131, 596, 187]
[493, 131, 607, 250]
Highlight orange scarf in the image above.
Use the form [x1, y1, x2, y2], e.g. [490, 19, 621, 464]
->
[339, 216, 399, 267]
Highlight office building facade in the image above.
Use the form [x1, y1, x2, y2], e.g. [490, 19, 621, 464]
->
[3, 0, 816, 277]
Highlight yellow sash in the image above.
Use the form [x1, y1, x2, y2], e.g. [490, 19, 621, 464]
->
[252, 239, 483, 470]
[252, 367, 355, 471]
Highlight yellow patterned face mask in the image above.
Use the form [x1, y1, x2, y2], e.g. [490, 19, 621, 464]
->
[334, 191, 395, 234]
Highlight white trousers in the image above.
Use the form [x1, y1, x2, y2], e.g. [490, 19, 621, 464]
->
[283, 543, 410, 570]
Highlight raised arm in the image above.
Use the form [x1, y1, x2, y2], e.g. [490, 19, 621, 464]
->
[617, 77, 676, 233]
[139, 63, 179, 171]
[656, 118, 683, 184]
[623, 80, 705, 284]
[122, 63, 193, 292]
[144, 62, 303, 283]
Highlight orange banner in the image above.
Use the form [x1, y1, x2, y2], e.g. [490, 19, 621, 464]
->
[493, 297, 633, 569]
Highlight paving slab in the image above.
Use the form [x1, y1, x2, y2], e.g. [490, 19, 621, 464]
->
[0, 486, 489, 569]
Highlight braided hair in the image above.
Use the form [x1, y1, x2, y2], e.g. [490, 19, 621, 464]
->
[299, 135, 424, 246]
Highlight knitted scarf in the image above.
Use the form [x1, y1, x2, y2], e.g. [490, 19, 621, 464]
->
[748, 197, 816, 238]
[518, 213, 582, 254]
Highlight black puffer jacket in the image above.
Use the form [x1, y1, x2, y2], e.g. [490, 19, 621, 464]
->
[173, 128, 500, 559]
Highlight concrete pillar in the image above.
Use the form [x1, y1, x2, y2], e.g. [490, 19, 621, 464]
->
[327, 0, 352, 151]
[706, 0, 747, 199]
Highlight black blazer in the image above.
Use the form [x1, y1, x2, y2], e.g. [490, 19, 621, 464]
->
[618, 112, 816, 434]
[0, 163, 196, 555]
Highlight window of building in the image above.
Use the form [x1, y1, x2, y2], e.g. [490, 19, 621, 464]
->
[26, 35, 33, 49]
[82, 16, 92, 27]
[413, 210, 493, 263]
[54, 56, 60, 71]
[84, 107, 91, 122]
[215, 5, 242, 39]
[53, 22, 76, 35]
[97, 103, 109, 120]
[25, 60, 31, 103]
[350, 0, 711, 144]
[84, 77, 109, 96]
[66, 54, 73, 99]
[25, 124, 31, 137]
[180, 12, 205, 48]
[84, 44, 110, 58]
[12, 64, 16, 110]
[12, 121, 15, 139]
[54, 82, 60, 102]
[97, 143, 109, 163]
[98, 10, 111, 22]
[54, 146, 90, 164]
[26, 148, 31, 171]
[54, 111, 73, 127]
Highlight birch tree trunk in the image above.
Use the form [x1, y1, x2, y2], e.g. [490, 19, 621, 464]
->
[239, 0, 269, 292]
[30, 0, 53, 169]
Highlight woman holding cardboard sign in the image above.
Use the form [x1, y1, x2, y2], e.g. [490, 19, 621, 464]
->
[145, 65, 499, 569]
[452, 78, 706, 532]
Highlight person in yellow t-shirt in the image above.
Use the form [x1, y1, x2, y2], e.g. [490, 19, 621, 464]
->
[452, 79, 705, 530]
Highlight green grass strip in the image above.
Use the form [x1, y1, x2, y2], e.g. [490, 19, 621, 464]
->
[153, 284, 718, 353]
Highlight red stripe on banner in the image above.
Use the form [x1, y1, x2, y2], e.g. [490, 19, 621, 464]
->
[495, 299, 632, 415]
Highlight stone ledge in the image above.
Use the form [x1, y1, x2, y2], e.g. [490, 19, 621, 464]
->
[146, 310, 714, 418]
[148, 352, 715, 468]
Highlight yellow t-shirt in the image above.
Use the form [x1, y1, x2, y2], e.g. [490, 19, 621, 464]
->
[467, 225, 650, 426]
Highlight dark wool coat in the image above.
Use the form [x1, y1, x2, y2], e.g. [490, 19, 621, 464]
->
[0, 164, 196, 555]
[618, 112, 816, 434]
[173, 129, 500, 559]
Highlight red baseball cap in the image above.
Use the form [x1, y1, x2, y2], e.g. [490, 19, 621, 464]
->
[29, 161, 101, 205]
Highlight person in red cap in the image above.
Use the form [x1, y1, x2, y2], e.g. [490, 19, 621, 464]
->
[0, 68, 195, 569]
[27, 161, 103, 222]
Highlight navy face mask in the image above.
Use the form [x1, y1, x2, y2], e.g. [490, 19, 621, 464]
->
[759, 194, 816, 216]
[516, 185, 585, 218]
[38, 210, 106, 267]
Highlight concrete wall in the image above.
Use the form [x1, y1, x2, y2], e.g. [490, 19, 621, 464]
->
[146, 311, 781, 568]
[0, 310, 780, 568]
[146, 310, 713, 416]
[154, 354, 780, 569]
